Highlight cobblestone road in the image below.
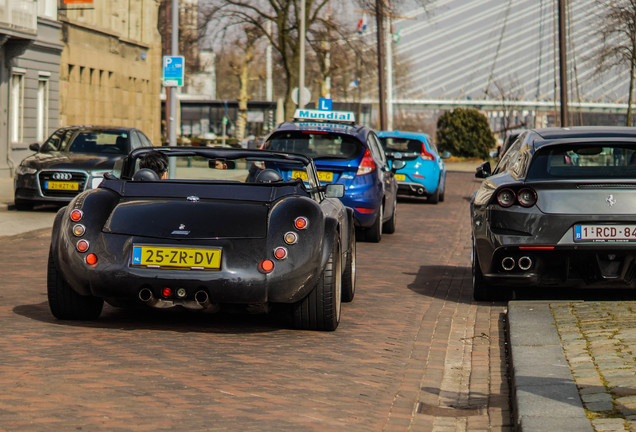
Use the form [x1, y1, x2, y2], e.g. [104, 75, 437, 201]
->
[0, 171, 512, 431]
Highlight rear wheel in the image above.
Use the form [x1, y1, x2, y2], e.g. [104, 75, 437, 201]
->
[341, 233, 356, 302]
[472, 244, 509, 302]
[365, 205, 383, 242]
[427, 186, 440, 204]
[291, 241, 342, 331]
[47, 249, 103, 320]
[438, 176, 446, 202]
[383, 197, 397, 234]
[14, 199, 33, 211]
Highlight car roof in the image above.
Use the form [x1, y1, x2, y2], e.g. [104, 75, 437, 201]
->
[532, 126, 636, 141]
[271, 121, 370, 142]
[377, 130, 430, 140]
[59, 125, 137, 133]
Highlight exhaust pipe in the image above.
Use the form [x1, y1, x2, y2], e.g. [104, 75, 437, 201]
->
[417, 187, 425, 195]
[501, 257, 515, 271]
[139, 288, 153, 302]
[518, 256, 533, 271]
[195, 290, 210, 306]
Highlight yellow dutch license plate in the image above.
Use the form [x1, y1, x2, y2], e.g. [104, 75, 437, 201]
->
[292, 170, 334, 182]
[395, 174, 406, 181]
[131, 245, 222, 270]
[46, 181, 79, 191]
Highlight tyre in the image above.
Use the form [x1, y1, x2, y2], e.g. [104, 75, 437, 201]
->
[438, 177, 446, 202]
[341, 233, 356, 302]
[472, 244, 509, 302]
[365, 204, 383, 242]
[14, 199, 33, 211]
[47, 249, 103, 320]
[291, 241, 342, 331]
[382, 197, 397, 234]
[427, 186, 440, 204]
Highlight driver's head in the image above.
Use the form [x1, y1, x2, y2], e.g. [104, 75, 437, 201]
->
[139, 150, 168, 179]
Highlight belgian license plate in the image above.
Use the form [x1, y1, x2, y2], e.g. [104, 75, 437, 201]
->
[574, 225, 636, 242]
[131, 245, 222, 269]
[45, 181, 79, 191]
[395, 173, 406, 181]
[292, 170, 334, 182]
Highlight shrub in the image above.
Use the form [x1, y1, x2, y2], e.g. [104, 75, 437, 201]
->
[436, 108, 496, 159]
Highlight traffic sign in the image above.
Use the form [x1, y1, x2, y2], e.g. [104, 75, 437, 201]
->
[163, 56, 184, 87]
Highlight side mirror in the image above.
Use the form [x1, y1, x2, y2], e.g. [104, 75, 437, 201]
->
[475, 161, 492, 179]
[29, 143, 40, 152]
[441, 151, 451, 159]
[391, 160, 406, 171]
[324, 183, 345, 198]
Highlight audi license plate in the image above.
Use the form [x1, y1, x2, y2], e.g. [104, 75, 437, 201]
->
[292, 170, 334, 182]
[395, 173, 406, 181]
[574, 225, 636, 242]
[45, 181, 79, 191]
[131, 245, 222, 270]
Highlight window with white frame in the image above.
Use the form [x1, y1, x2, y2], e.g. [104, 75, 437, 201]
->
[37, 74, 50, 142]
[10, 70, 25, 144]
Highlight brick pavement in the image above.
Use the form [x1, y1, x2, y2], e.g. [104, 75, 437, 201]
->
[0, 171, 511, 431]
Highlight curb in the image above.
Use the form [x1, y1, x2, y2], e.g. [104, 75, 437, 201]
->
[507, 301, 593, 432]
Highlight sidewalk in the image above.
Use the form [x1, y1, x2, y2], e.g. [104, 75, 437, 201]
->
[508, 301, 636, 432]
[0, 176, 12, 210]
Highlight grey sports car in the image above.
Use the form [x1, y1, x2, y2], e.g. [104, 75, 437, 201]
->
[471, 127, 636, 301]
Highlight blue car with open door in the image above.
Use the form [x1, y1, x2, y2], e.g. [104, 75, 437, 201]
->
[264, 108, 402, 242]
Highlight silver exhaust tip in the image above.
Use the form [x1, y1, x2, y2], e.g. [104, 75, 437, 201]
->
[501, 257, 515, 271]
[518, 256, 532, 271]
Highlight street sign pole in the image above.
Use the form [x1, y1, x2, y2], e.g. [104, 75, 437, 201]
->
[168, 0, 179, 177]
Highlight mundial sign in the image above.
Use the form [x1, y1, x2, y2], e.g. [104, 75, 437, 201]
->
[293, 109, 356, 123]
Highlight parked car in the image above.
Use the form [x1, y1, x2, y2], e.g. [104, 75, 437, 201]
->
[471, 126, 636, 301]
[47, 147, 356, 331]
[377, 130, 447, 203]
[263, 108, 402, 242]
[14, 125, 153, 210]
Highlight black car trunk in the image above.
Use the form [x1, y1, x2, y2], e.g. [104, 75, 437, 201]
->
[104, 198, 268, 239]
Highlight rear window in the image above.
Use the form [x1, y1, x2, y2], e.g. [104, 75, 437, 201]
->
[378, 137, 422, 153]
[267, 132, 362, 159]
[526, 144, 636, 180]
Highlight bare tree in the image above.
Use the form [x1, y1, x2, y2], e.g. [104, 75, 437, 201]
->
[596, 0, 636, 126]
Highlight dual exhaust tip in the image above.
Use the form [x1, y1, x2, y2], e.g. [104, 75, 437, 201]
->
[502, 256, 533, 271]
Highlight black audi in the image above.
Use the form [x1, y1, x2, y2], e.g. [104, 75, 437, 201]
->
[471, 127, 636, 300]
[14, 125, 153, 210]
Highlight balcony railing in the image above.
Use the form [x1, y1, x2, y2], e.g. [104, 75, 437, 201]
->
[0, 0, 38, 34]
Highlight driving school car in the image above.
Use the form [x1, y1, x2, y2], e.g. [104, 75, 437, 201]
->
[47, 147, 356, 331]
[471, 126, 636, 301]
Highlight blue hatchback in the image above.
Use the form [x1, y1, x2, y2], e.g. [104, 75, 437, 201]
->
[377, 131, 447, 203]
[264, 109, 400, 242]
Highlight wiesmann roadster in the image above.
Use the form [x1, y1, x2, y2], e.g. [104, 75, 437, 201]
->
[47, 147, 356, 331]
[471, 127, 636, 301]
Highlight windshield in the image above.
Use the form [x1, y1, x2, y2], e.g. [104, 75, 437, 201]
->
[62, 131, 129, 155]
[526, 144, 636, 180]
[267, 132, 362, 160]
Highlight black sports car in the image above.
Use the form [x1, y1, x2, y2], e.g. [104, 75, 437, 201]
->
[471, 127, 636, 301]
[14, 125, 153, 210]
[47, 147, 356, 331]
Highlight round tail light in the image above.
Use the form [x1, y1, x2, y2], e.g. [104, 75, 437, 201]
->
[517, 188, 537, 207]
[259, 259, 275, 273]
[273, 247, 288, 260]
[85, 253, 98, 265]
[496, 188, 516, 207]
[70, 209, 83, 222]
[76, 239, 89, 252]
[294, 217, 308, 230]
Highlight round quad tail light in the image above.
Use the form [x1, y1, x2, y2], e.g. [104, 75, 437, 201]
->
[70, 209, 83, 222]
[76, 239, 89, 252]
[496, 188, 516, 207]
[259, 259, 275, 273]
[294, 217, 308, 230]
[73, 224, 86, 237]
[284, 232, 298, 245]
[273, 247, 288, 260]
[85, 253, 98, 265]
[517, 188, 537, 207]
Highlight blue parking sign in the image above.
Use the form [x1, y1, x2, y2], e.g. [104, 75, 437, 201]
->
[163, 56, 184, 87]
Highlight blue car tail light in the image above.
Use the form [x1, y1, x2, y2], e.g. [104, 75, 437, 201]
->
[356, 148, 375, 176]
[421, 144, 435, 161]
